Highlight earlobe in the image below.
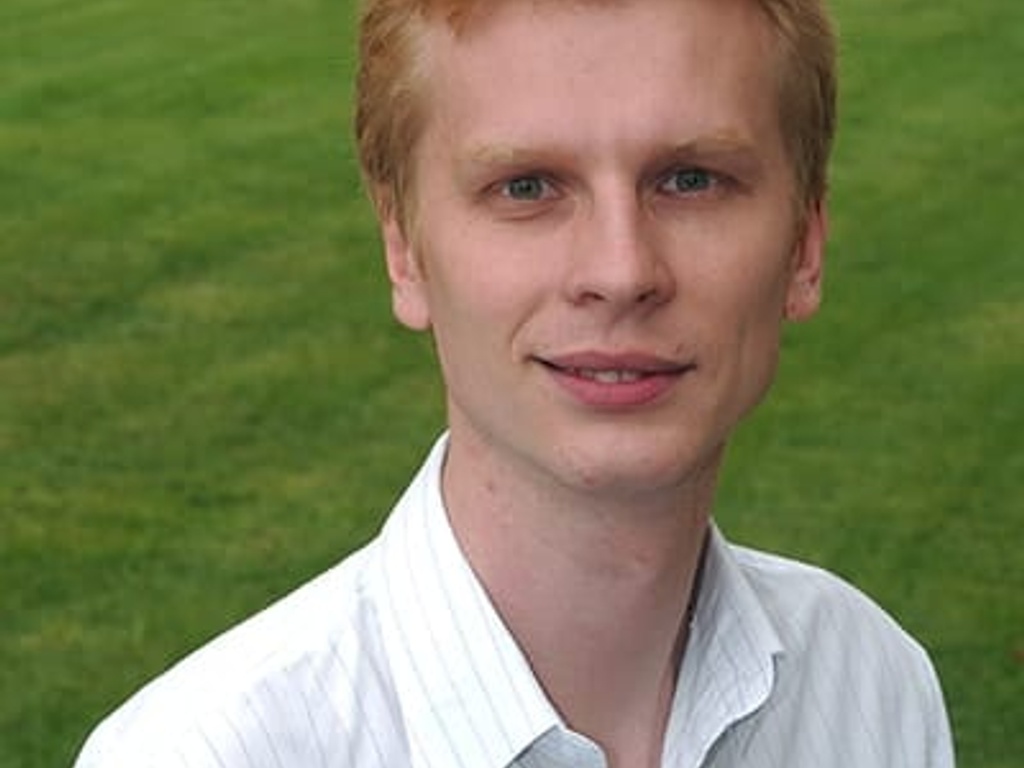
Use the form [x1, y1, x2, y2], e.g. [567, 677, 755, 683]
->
[784, 200, 827, 322]
[382, 216, 432, 331]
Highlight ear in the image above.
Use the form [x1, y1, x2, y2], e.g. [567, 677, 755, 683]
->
[784, 199, 827, 322]
[381, 212, 432, 331]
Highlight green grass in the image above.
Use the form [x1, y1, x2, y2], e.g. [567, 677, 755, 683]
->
[1, 1, 1020, 766]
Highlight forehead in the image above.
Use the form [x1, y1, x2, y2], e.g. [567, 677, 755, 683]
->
[415, 0, 785, 161]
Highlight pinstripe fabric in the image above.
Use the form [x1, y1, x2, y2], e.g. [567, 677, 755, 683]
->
[75, 435, 954, 767]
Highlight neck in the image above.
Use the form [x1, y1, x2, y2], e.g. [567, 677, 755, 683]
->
[441, 433, 717, 767]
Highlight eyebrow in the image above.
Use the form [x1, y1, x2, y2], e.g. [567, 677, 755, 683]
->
[453, 144, 565, 191]
[463, 143, 551, 168]
[659, 133, 766, 178]
[664, 132, 761, 161]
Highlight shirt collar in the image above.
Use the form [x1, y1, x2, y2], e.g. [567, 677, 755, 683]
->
[374, 435, 561, 768]
[374, 434, 784, 768]
[662, 525, 785, 766]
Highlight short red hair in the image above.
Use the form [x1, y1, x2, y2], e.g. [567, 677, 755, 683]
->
[355, 0, 837, 227]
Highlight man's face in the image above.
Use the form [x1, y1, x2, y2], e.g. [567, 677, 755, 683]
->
[382, 0, 826, 501]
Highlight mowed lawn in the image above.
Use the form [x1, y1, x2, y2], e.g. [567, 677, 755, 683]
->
[1, 1, 1020, 766]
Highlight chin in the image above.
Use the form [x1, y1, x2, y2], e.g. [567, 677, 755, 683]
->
[552, 438, 723, 500]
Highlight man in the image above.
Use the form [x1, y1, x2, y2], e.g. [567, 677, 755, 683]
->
[75, 0, 955, 766]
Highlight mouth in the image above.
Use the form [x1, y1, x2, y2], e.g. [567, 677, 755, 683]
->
[534, 352, 695, 407]
[537, 352, 694, 378]
[556, 367, 649, 384]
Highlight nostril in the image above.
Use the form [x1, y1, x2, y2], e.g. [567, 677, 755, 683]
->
[636, 287, 660, 304]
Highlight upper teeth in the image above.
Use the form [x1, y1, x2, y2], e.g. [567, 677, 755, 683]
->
[573, 368, 644, 383]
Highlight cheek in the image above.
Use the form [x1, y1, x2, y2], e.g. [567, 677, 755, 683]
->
[691, 239, 794, 400]
[413, 247, 515, 386]
[696, 250, 793, 333]
[420, 220, 556, 326]
[727, 260, 792, 364]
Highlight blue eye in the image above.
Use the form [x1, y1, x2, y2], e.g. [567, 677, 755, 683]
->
[662, 168, 714, 194]
[502, 176, 549, 200]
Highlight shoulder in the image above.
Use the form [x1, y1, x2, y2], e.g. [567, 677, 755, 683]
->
[74, 541, 403, 768]
[724, 543, 953, 765]
[728, 543, 928, 664]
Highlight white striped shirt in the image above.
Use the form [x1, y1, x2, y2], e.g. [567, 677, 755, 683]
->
[75, 435, 955, 767]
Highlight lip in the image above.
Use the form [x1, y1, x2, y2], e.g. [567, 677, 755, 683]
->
[536, 351, 695, 409]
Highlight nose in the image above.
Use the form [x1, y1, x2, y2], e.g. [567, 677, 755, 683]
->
[562, 190, 675, 313]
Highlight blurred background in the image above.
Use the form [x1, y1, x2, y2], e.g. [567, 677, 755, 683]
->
[1, 1, 1020, 766]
